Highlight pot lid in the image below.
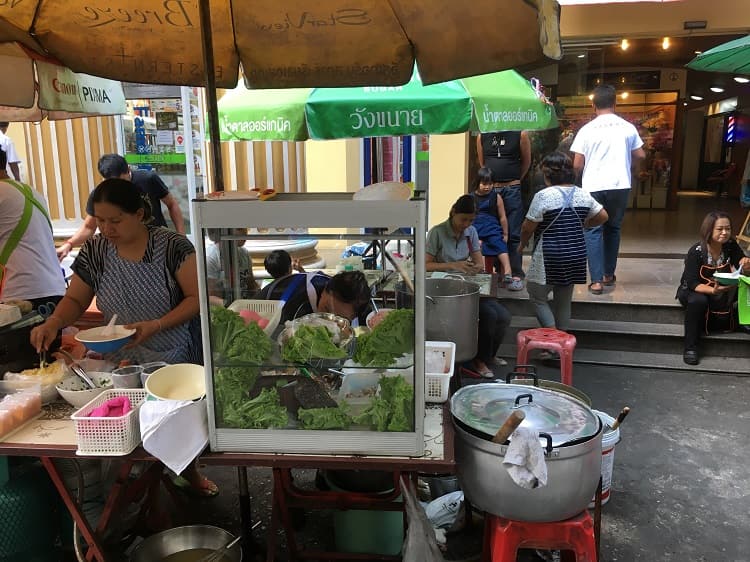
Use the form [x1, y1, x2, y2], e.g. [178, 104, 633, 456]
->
[450, 383, 600, 447]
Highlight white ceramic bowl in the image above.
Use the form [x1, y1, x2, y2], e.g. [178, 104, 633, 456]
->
[75, 325, 135, 353]
[145, 363, 205, 401]
[55, 372, 114, 408]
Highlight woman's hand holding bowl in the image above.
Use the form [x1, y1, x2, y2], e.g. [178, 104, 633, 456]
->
[125, 319, 161, 347]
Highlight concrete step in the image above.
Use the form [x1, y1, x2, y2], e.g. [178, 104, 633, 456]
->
[496, 343, 750, 376]
[502, 295, 685, 325]
[506, 315, 750, 359]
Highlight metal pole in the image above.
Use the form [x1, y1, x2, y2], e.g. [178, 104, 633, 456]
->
[198, 0, 224, 191]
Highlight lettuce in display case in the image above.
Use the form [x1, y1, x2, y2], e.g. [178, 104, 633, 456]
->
[193, 193, 426, 456]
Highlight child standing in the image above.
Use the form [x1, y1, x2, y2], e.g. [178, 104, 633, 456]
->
[472, 167, 517, 288]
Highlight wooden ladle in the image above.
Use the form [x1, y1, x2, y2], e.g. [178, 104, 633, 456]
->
[491, 410, 526, 444]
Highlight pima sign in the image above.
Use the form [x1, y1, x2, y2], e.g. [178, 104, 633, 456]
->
[39, 61, 126, 116]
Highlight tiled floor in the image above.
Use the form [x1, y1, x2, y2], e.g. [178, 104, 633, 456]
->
[504, 193, 749, 307]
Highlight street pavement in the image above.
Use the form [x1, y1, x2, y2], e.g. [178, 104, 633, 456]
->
[128, 362, 750, 561]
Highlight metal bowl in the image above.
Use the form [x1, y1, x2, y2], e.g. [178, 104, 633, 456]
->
[129, 525, 242, 562]
[277, 312, 354, 350]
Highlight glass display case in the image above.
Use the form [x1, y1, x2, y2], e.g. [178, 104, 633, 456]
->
[192, 193, 426, 456]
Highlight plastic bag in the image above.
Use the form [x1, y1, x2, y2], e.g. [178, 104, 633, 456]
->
[401, 476, 446, 562]
[425, 490, 464, 529]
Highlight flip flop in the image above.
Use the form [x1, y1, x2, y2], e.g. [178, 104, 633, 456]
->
[588, 283, 603, 295]
[603, 275, 617, 286]
[173, 475, 219, 498]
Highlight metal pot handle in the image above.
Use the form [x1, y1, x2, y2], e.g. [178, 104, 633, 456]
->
[506, 371, 539, 386]
[513, 393, 533, 407]
[425, 295, 435, 304]
[443, 273, 466, 281]
[538, 432, 553, 455]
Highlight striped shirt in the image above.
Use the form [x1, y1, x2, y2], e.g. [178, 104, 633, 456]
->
[525, 186, 602, 286]
[72, 227, 200, 364]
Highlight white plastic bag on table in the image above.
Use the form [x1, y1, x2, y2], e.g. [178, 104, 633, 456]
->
[401, 476, 446, 562]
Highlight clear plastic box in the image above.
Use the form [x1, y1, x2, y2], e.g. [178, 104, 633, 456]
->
[0, 380, 42, 440]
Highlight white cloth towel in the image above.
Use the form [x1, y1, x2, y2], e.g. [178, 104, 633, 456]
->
[139, 399, 208, 475]
[502, 426, 548, 489]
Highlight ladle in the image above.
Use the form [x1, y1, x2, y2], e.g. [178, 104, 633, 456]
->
[197, 534, 242, 562]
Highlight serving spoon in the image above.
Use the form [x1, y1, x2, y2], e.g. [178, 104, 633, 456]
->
[56, 349, 97, 390]
[102, 313, 118, 337]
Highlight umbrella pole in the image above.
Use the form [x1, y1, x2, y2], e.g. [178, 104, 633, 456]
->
[198, 0, 224, 192]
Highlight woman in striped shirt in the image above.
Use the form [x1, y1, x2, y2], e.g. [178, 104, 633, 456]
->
[519, 152, 608, 332]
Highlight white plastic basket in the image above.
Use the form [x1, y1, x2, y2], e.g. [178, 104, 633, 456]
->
[227, 299, 283, 335]
[425, 341, 456, 403]
[71, 388, 148, 456]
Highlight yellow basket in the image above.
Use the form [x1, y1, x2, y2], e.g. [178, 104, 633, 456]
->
[227, 299, 283, 335]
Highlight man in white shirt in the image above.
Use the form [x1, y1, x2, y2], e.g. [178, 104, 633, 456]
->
[570, 85, 645, 295]
[0, 122, 21, 181]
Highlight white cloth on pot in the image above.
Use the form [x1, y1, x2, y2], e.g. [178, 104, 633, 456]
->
[502, 426, 548, 489]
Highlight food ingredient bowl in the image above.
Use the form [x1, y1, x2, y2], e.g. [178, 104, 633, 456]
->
[55, 372, 113, 408]
[366, 308, 395, 329]
[111, 366, 143, 389]
[74, 325, 135, 353]
[278, 312, 354, 349]
[145, 363, 205, 401]
[129, 524, 242, 562]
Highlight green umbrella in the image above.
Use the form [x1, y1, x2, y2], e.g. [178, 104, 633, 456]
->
[307, 68, 557, 139]
[216, 68, 557, 141]
[462, 70, 558, 132]
[217, 86, 312, 141]
[305, 68, 472, 139]
[686, 35, 750, 74]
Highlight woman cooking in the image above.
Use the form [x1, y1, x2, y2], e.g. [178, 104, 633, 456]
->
[29, 179, 216, 496]
[30, 178, 201, 365]
[676, 211, 750, 365]
[426, 195, 512, 377]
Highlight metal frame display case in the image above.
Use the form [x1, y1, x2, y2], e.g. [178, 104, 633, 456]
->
[192, 193, 426, 456]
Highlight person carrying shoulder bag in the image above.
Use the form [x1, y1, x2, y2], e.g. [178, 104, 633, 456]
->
[676, 211, 750, 365]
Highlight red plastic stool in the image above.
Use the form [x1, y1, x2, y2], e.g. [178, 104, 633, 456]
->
[483, 511, 597, 562]
[516, 328, 576, 386]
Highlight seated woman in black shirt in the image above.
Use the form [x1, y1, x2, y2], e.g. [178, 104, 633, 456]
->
[676, 211, 750, 365]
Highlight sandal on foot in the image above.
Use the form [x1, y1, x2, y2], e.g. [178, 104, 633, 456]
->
[471, 360, 495, 379]
[506, 278, 524, 291]
[174, 475, 219, 498]
[603, 275, 617, 286]
[588, 283, 603, 295]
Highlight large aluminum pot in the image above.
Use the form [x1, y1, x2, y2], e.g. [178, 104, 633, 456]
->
[451, 383, 602, 522]
[396, 277, 480, 363]
[129, 525, 242, 561]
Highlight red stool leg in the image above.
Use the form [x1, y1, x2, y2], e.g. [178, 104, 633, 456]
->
[560, 347, 574, 386]
[489, 517, 522, 562]
[516, 332, 531, 366]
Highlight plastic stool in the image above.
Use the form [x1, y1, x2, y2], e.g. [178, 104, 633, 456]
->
[516, 328, 576, 386]
[483, 511, 597, 562]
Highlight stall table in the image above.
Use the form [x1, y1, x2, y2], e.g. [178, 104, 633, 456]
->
[0, 402, 454, 561]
